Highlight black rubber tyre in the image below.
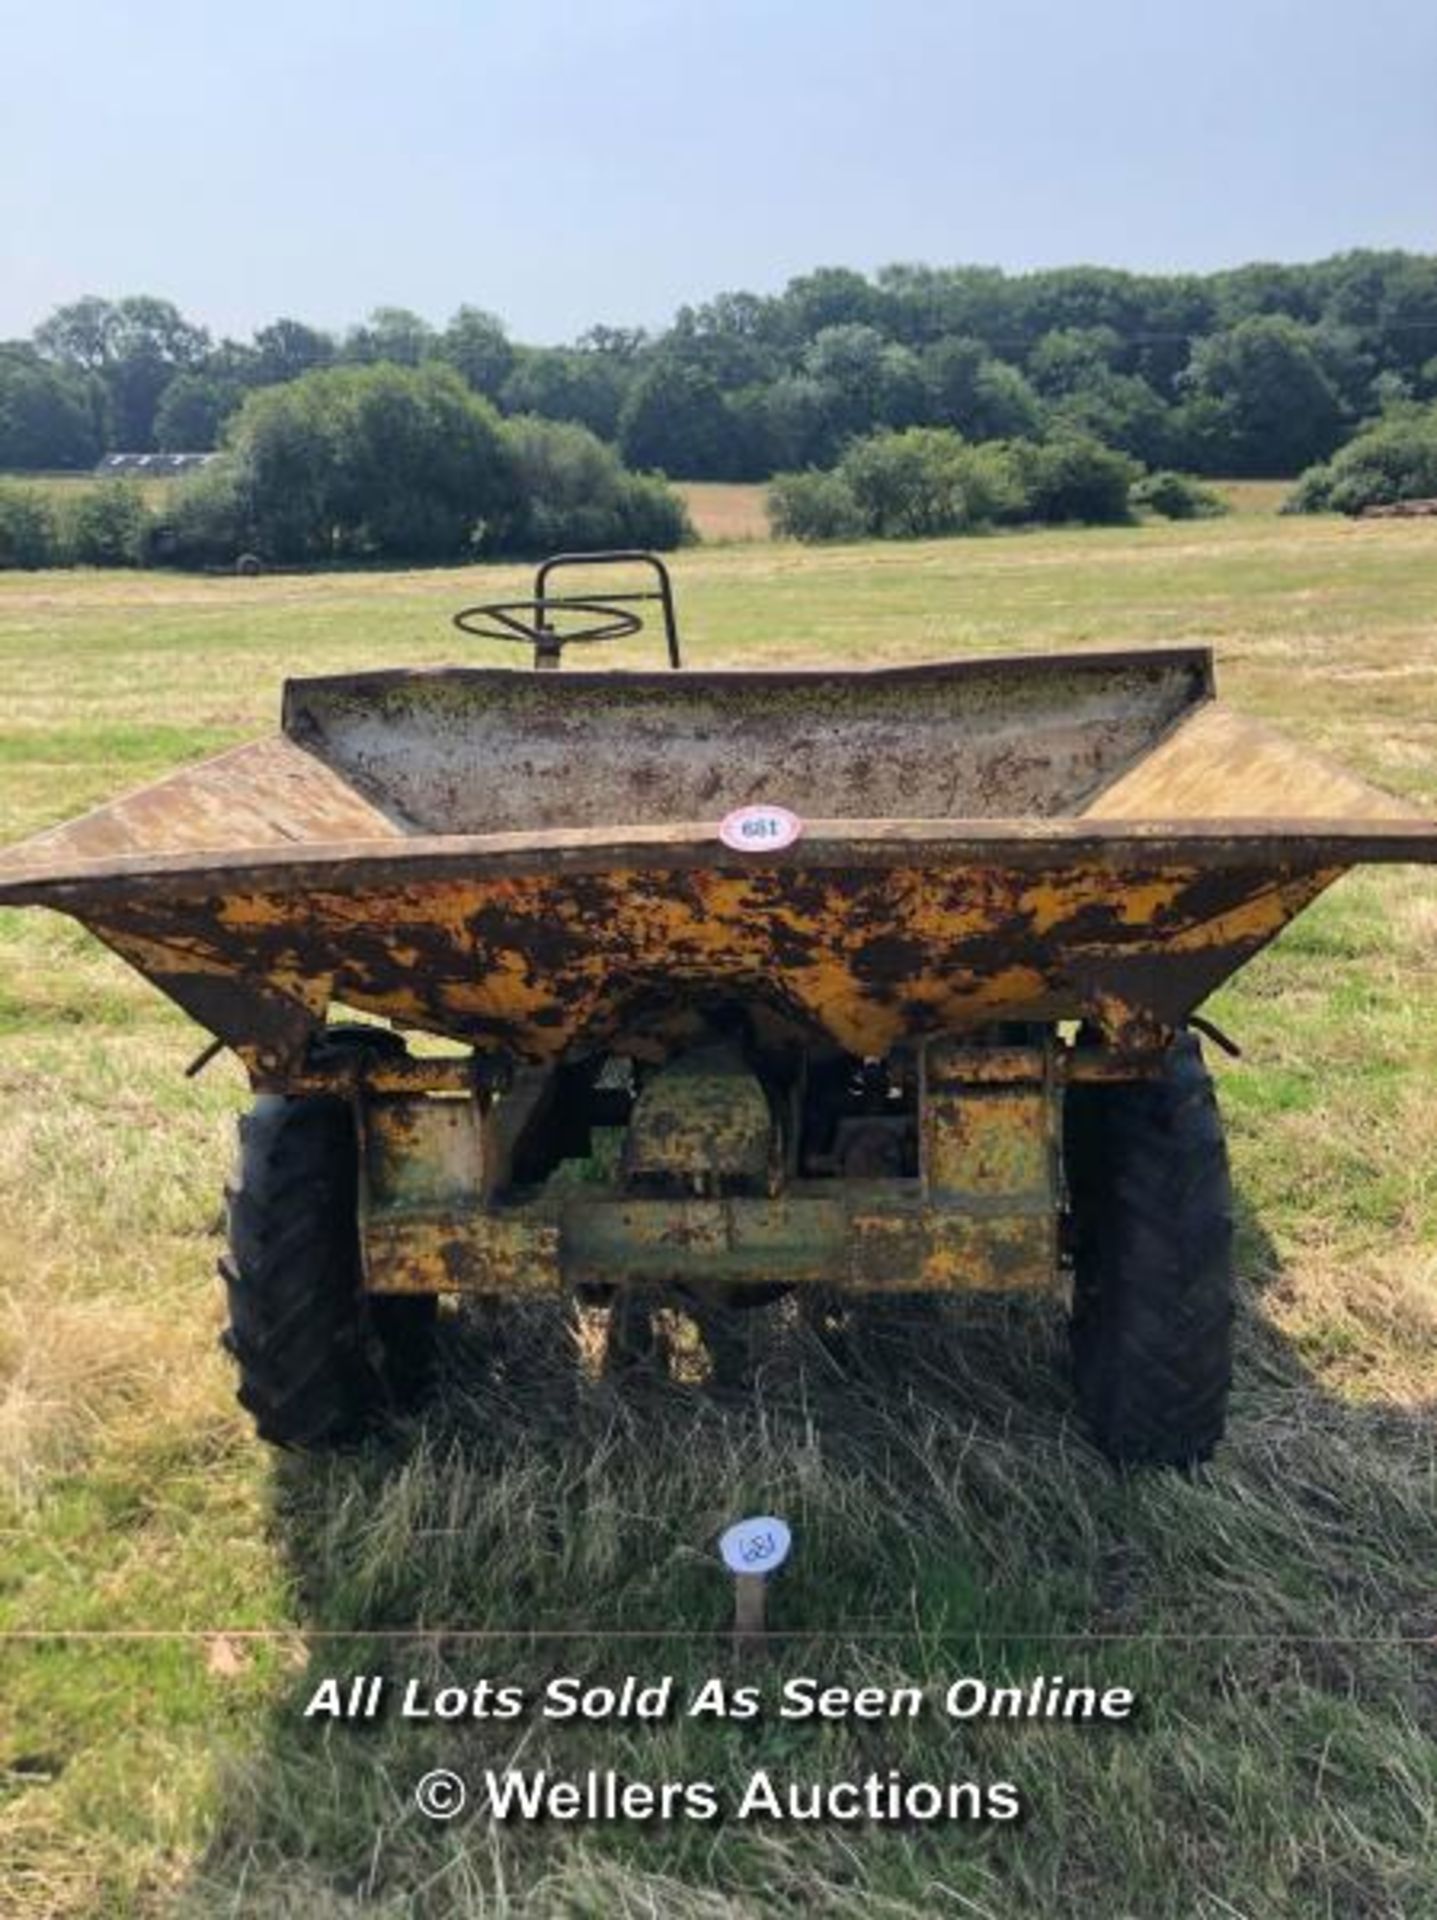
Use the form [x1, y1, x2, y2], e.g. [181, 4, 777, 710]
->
[221, 1032, 437, 1448]
[1063, 1033, 1234, 1467]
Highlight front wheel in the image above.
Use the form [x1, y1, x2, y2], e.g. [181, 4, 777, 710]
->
[1063, 1034, 1234, 1467]
[220, 1049, 436, 1447]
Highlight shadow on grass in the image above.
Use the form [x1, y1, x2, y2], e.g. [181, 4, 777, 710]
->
[180, 1191, 1437, 1916]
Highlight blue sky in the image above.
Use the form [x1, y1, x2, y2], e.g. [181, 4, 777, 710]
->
[2, 0, 1434, 345]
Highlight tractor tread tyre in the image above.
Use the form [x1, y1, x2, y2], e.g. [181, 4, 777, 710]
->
[1064, 1034, 1233, 1468]
[222, 1038, 436, 1448]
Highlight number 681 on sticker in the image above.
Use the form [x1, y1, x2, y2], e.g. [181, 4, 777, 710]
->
[718, 804, 803, 852]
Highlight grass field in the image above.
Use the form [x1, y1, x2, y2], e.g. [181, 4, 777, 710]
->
[1, 512, 1435, 1917]
[677, 482, 774, 543]
[2, 470, 179, 512]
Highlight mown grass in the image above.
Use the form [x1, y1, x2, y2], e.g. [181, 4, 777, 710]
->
[1, 513, 1435, 1917]
[676, 483, 774, 544]
[1, 470, 178, 512]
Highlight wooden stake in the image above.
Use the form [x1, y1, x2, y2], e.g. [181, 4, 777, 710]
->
[733, 1571, 767, 1646]
[719, 1515, 792, 1655]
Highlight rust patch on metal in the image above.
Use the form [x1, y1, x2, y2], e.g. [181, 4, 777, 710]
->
[365, 1212, 559, 1296]
[362, 1096, 483, 1212]
[623, 1043, 774, 1191]
[360, 1189, 1060, 1297]
[64, 853, 1352, 1064]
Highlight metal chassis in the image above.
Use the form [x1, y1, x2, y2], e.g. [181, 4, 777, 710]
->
[320, 1033, 1159, 1302]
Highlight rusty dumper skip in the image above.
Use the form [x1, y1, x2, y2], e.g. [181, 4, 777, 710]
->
[3, 554, 1434, 1463]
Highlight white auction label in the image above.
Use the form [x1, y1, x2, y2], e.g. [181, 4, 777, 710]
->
[719, 1515, 793, 1575]
[718, 804, 803, 853]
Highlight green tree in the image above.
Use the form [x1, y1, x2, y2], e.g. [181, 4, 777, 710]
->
[617, 361, 743, 478]
[800, 325, 926, 443]
[211, 361, 520, 563]
[32, 295, 120, 371]
[766, 469, 865, 542]
[750, 373, 844, 471]
[769, 428, 1026, 542]
[251, 319, 335, 385]
[1009, 432, 1138, 523]
[154, 372, 241, 451]
[1050, 371, 1171, 466]
[502, 416, 691, 552]
[1358, 254, 1437, 384]
[67, 480, 151, 564]
[664, 293, 784, 388]
[1131, 471, 1227, 520]
[1014, 269, 1149, 354]
[778, 267, 886, 340]
[1028, 327, 1124, 397]
[875, 262, 1015, 349]
[921, 337, 1043, 440]
[33, 296, 208, 450]
[343, 307, 435, 367]
[0, 482, 63, 566]
[499, 348, 628, 440]
[574, 325, 650, 361]
[1370, 370, 1414, 413]
[34, 295, 209, 449]
[1287, 403, 1437, 514]
[438, 307, 515, 399]
[837, 428, 1023, 537]
[0, 348, 102, 468]
[1179, 317, 1345, 474]
[159, 463, 253, 567]
[1212, 260, 1322, 326]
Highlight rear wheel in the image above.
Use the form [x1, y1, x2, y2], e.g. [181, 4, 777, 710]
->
[220, 1029, 436, 1447]
[1063, 1033, 1233, 1466]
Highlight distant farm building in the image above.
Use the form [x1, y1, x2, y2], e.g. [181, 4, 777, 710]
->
[96, 452, 220, 478]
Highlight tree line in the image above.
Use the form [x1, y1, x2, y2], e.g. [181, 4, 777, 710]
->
[0, 365, 692, 571]
[4, 252, 1437, 482]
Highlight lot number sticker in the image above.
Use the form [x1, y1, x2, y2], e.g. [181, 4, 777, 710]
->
[719, 804, 803, 853]
[719, 1515, 793, 1574]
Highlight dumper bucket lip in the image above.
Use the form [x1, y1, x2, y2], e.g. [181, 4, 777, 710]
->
[279, 643, 1219, 713]
[4, 816, 1436, 912]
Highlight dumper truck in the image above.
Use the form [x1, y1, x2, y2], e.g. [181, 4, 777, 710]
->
[3, 552, 1433, 1464]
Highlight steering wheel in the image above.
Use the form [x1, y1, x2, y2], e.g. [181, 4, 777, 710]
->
[453, 551, 683, 669]
[453, 596, 643, 651]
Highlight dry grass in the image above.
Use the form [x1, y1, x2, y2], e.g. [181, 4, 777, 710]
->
[1214, 478, 1291, 516]
[1, 514, 1436, 1916]
[1, 470, 178, 511]
[678, 483, 772, 544]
